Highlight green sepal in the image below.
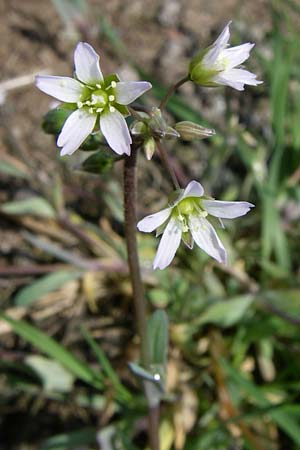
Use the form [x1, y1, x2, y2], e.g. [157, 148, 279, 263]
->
[103, 73, 121, 87]
[188, 47, 220, 86]
[115, 104, 129, 116]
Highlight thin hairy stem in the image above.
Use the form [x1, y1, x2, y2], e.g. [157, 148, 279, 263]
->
[123, 147, 160, 450]
[156, 140, 180, 190]
[159, 75, 189, 110]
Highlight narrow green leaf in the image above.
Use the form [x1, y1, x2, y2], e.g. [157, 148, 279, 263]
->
[147, 310, 168, 366]
[39, 428, 96, 450]
[196, 295, 254, 328]
[0, 160, 29, 179]
[1, 197, 56, 218]
[0, 314, 102, 389]
[14, 270, 83, 307]
[80, 326, 131, 401]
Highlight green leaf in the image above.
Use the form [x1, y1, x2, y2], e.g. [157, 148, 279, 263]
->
[14, 270, 83, 307]
[147, 310, 168, 366]
[0, 313, 102, 389]
[39, 428, 96, 450]
[196, 295, 254, 328]
[80, 150, 119, 174]
[26, 355, 74, 393]
[1, 197, 56, 218]
[0, 160, 29, 179]
[80, 326, 131, 402]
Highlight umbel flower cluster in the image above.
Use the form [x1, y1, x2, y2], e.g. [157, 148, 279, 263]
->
[36, 22, 261, 269]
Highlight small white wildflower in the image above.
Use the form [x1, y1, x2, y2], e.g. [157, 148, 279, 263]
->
[137, 180, 254, 270]
[189, 21, 262, 91]
[35, 42, 152, 156]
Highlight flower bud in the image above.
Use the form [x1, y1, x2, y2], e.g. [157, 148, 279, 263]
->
[130, 121, 148, 137]
[143, 136, 156, 160]
[174, 121, 215, 141]
[42, 106, 74, 135]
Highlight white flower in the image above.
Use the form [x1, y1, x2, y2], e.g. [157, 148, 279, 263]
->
[36, 42, 152, 156]
[137, 180, 254, 270]
[189, 21, 262, 91]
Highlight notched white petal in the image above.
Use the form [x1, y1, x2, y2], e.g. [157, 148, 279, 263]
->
[182, 180, 204, 200]
[137, 208, 172, 233]
[35, 75, 83, 102]
[153, 217, 182, 270]
[115, 81, 152, 105]
[189, 215, 227, 264]
[74, 42, 103, 84]
[202, 200, 254, 219]
[57, 109, 96, 156]
[100, 110, 132, 155]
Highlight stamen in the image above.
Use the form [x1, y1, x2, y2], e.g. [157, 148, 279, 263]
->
[77, 101, 83, 108]
[111, 81, 117, 88]
[109, 106, 116, 112]
[96, 107, 103, 113]
[109, 95, 115, 102]
[89, 107, 94, 114]
[96, 83, 101, 89]
[86, 101, 91, 106]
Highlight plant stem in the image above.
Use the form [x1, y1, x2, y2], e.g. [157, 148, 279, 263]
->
[159, 75, 189, 110]
[124, 147, 149, 367]
[123, 146, 160, 450]
[156, 140, 180, 190]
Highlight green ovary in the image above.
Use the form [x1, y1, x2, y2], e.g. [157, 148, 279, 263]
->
[78, 81, 117, 114]
[91, 89, 108, 108]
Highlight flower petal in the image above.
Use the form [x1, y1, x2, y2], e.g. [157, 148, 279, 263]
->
[100, 110, 132, 155]
[74, 42, 103, 85]
[35, 75, 83, 102]
[57, 109, 97, 156]
[202, 200, 254, 219]
[153, 217, 182, 270]
[137, 208, 172, 233]
[221, 42, 255, 69]
[115, 81, 152, 105]
[182, 180, 204, 199]
[203, 21, 231, 66]
[214, 68, 262, 91]
[189, 215, 227, 264]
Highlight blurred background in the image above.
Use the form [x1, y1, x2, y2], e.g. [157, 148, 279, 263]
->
[1, 0, 300, 449]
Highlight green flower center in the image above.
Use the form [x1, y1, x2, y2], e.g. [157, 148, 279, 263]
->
[76, 75, 128, 117]
[173, 197, 208, 232]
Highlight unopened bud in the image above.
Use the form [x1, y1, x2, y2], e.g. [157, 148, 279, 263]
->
[130, 121, 148, 136]
[42, 106, 74, 135]
[174, 121, 215, 141]
[143, 136, 156, 160]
